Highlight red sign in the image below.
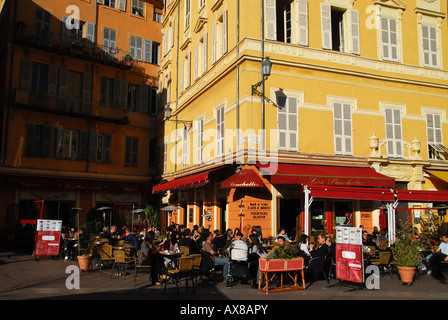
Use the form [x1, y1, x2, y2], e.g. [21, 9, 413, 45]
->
[335, 227, 364, 284]
[35, 231, 61, 256]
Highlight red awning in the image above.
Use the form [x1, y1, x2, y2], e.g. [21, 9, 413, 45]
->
[221, 169, 264, 188]
[258, 162, 395, 188]
[152, 168, 220, 194]
[396, 190, 448, 202]
[307, 185, 394, 201]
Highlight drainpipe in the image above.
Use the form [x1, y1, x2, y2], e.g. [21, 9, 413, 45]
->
[236, 0, 240, 152]
[174, 0, 180, 172]
[261, 0, 265, 150]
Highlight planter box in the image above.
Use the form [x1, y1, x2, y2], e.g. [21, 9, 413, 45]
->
[258, 257, 305, 293]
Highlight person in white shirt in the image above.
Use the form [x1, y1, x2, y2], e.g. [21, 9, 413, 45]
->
[428, 234, 448, 276]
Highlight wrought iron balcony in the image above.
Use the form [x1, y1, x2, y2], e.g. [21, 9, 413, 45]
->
[15, 25, 138, 70]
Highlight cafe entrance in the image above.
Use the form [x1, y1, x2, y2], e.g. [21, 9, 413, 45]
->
[278, 198, 301, 240]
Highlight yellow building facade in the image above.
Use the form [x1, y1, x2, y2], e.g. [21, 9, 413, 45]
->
[156, 0, 448, 240]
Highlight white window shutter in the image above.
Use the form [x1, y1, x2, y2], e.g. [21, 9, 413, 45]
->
[203, 32, 208, 73]
[298, 0, 308, 46]
[222, 9, 227, 54]
[265, 0, 276, 40]
[180, 57, 184, 92]
[171, 18, 175, 48]
[85, 22, 95, 48]
[434, 114, 442, 143]
[321, 3, 332, 50]
[186, 52, 191, 88]
[288, 97, 298, 149]
[212, 22, 216, 64]
[144, 39, 153, 63]
[58, 67, 68, 110]
[118, 0, 126, 11]
[194, 42, 198, 80]
[350, 9, 360, 55]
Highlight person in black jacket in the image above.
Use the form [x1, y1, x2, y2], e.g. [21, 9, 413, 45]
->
[308, 233, 329, 280]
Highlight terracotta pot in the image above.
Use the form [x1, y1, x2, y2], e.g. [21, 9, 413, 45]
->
[397, 266, 415, 284]
[77, 255, 92, 271]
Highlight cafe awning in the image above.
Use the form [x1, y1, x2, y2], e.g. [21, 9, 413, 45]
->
[307, 185, 394, 201]
[258, 162, 395, 188]
[152, 167, 222, 194]
[395, 189, 448, 202]
[425, 169, 448, 183]
[221, 169, 264, 188]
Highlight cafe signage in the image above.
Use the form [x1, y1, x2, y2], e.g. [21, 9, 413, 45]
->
[335, 226, 364, 284]
[247, 201, 270, 219]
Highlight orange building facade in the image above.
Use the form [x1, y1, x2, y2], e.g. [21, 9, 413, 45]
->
[0, 0, 164, 245]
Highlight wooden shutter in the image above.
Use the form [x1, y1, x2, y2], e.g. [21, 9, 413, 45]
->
[58, 67, 68, 110]
[180, 56, 184, 92]
[25, 124, 36, 156]
[278, 102, 287, 149]
[21, 59, 32, 91]
[265, 0, 276, 40]
[202, 32, 207, 73]
[334, 103, 352, 154]
[222, 9, 227, 54]
[42, 126, 52, 157]
[140, 84, 149, 113]
[120, 80, 128, 109]
[113, 78, 121, 107]
[55, 127, 64, 159]
[104, 134, 112, 163]
[212, 22, 216, 64]
[298, 0, 308, 46]
[350, 9, 360, 55]
[61, 16, 70, 42]
[88, 132, 98, 162]
[194, 42, 199, 80]
[385, 109, 402, 157]
[144, 39, 153, 63]
[79, 130, 89, 161]
[186, 52, 191, 88]
[118, 0, 127, 11]
[82, 73, 92, 114]
[97, 0, 104, 4]
[170, 18, 175, 48]
[48, 65, 58, 96]
[321, 3, 332, 50]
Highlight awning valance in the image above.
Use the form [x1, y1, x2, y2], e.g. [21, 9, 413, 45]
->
[152, 167, 223, 194]
[258, 163, 395, 188]
[425, 169, 448, 183]
[395, 190, 448, 202]
[221, 169, 264, 188]
[307, 185, 394, 201]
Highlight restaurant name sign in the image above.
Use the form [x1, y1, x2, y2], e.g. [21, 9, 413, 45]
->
[308, 177, 365, 186]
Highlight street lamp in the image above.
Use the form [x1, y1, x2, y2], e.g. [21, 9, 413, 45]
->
[164, 105, 192, 130]
[251, 56, 272, 96]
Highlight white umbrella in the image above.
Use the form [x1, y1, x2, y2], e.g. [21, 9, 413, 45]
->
[160, 206, 180, 211]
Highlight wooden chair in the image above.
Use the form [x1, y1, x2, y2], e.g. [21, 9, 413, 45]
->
[111, 248, 134, 279]
[179, 246, 190, 257]
[99, 244, 114, 275]
[164, 256, 195, 293]
[134, 250, 151, 285]
[370, 251, 392, 277]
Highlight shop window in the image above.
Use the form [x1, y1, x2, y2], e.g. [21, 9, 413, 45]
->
[311, 201, 325, 233]
[335, 201, 353, 227]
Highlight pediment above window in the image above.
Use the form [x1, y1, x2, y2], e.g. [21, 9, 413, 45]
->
[194, 17, 207, 33]
[374, 0, 406, 10]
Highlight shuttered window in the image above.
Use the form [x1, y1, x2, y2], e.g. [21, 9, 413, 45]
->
[277, 95, 298, 151]
[182, 128, 188, 168]
[125, 136, 138, 166]
[422, 25, 438, 67]
[298, 0, 308, 46]
[427, 113, 447, 160]
[25, 124, 51, 158]
[333, 103, 352, 155]
[385, 109, 402, 158]
[196, 119, 203, 164]
[102, 27, 117, 57]
[216, 106, 225, 156]
[381, 17, 398, 61]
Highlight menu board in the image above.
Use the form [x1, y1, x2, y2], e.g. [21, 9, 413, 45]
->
[35, 220, 62, 257]
[335, 226, 364, 284]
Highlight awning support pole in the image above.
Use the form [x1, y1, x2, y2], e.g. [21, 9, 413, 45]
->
[303, 185, 313, 236]
[386, 195, 398, 244]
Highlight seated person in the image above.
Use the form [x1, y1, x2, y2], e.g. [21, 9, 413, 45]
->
[201, 230, 230, 284]
[212, 229, 227, 253]
[229, 232, 248, 262]
[308, 233, 329, 280]
[275, 228, 290, 242]
[123, 227, 141, 250]
[178, 228, 197, 254]
[428, 233, 448, 276]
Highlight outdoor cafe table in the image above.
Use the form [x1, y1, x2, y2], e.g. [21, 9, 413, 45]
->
[160, 251, 183, 283]
[112, 245, 135, 276]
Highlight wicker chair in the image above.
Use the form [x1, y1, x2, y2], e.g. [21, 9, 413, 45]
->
[99, 244, 114, 275]
[164, 256, 195, 293]
[111, 248, 134, 279]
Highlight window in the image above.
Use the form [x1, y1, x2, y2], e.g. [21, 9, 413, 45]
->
[154, 9, 162, 23]
[130, 35, 143, 61]
[104, 0, 116, 9]
[132, 0, 145, 17]
[385, 108, 402, 158]
[211, 10, 227, 64]
[381, 17, 398, 61]
[199, 0, 206, 10]
[61, 16, 84, 44]
[321, 4, 360, 54]
[151, 42, 160, 65]
[132, 37, 159, 64]
[139, 84, 158, 114]
[149, 138, 158, 167]
[56, 128, 79, 160]
[180, 52, 191, 92]
[102, 27, 117, 58]
[277, 93, 298, 150]
[35, 8, 51, 45]
[65, 70, 83, 113]
[427, 113, 448, 160]
[128, 83, 140, 111]
[422, 25, 438, 67]
[196, 118, 203, 164]
[100, 0, 126, 11]
[201, 33, 208, 74]
[216, 106, 225, 156]
[25, 124, 51, 157]
[100, 77, 127, 108]
[333, 103, 352, 155]
[125, 136, 138, 166]
[30, 62, 49, 94]
[185, 0, 191, 29]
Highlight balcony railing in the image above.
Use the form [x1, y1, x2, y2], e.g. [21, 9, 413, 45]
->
[16, 25, 138, 69]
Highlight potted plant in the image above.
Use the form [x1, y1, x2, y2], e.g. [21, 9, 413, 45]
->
[76, 208, 102, 271]
[392, 219, 429, 285]
[144, 205, 160, 228]
[123, 54, 134, 66]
